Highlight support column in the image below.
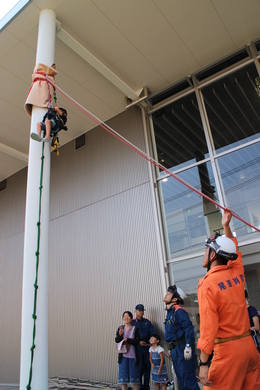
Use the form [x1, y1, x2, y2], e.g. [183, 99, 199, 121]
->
[19, 9, 56, 390]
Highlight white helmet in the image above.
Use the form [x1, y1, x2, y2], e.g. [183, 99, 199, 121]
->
[167, 285, 186, 304]
[205, 233, 237, 260]
[177, 287, 186, 301]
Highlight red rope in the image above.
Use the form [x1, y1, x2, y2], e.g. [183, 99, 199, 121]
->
[45, 77, 260, 234]
[27, 72, 56, 99]
[163, 351, 172, 361]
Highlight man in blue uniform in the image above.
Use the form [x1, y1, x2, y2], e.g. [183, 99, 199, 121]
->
[164, 286, 200, 390]
[132, 304, 156, 390]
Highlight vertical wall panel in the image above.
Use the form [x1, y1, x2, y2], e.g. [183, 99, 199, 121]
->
[0, 169, 27, 240]
[48, 184, 166, 382]
[49, 107, 149, 220]
[0, 234, 23, 383]
[0, 171, 26, 383]
[48, 106, 167, 382]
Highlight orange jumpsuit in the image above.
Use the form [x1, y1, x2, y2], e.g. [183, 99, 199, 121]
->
[197, 237, 260, 389]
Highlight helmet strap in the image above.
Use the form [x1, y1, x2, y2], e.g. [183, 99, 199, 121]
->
[207, 249, 212, 272]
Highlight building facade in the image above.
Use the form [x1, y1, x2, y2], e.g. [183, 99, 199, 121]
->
[1, 40, 260, 385]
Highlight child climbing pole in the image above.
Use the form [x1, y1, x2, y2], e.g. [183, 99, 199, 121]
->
[31, 104, 67, 142]
[31, 103, 67, 156]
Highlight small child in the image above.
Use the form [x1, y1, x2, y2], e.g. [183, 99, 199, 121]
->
[149, 334, 168, 390]
[31, 104, 67, 142]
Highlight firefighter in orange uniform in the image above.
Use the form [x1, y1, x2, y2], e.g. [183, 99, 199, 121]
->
[197, 208, 260, 389]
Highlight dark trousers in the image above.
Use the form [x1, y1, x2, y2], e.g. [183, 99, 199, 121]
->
[138, 346, 150, 390]
[171, 342, 200, 390]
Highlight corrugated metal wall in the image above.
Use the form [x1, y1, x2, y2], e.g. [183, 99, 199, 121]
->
[0, 107, 168, 384]
[0, 169, 27, 383]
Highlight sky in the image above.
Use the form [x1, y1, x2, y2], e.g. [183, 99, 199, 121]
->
[0, 0, 21, 20]
[0, 0, 29, 31]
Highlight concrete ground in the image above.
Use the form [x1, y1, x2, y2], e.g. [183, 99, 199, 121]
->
[0, 387, 19, 390]
[0, 378, 203, 390]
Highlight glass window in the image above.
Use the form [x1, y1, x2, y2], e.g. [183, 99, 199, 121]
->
[159, 163, 223, 259]
[153, 61, 260, 260]
[167, 255, 204, 368]
[151, 49, 260, 371]
[168, 256, 205, 294]
[217, 142, 260, 240]
[202, 63, 260, 154]
[152, 92, 208, 175]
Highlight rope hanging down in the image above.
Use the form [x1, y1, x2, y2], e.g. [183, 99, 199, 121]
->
[45, 76, 260, 234]
[26, 142, 45, 390]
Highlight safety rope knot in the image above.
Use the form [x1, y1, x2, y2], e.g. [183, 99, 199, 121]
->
[30, 344, 36, 351]
[26, 385, 31, 390]
[35, 251, 39, 256]
[37, 222, 41, 226]
[34, 283, 38, 289]
[32, 314, 37, 319]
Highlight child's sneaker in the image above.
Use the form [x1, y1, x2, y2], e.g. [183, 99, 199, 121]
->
[30, 133, 42, 142]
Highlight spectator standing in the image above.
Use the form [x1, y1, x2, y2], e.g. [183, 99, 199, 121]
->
[149, 333, 168, 390]
[116, 311, 140, 390]
[245, 289, 260, 353]
[132, 304, 156, 390]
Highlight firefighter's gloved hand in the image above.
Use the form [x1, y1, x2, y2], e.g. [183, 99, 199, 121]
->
[184, 344, 192, 360]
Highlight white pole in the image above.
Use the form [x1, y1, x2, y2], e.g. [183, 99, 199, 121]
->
[19, 9, 56, 390]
